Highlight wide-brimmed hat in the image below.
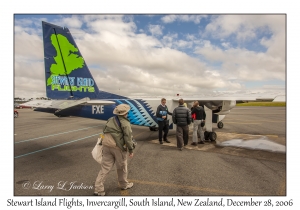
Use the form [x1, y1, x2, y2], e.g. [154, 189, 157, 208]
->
[113, 104, 130, 115]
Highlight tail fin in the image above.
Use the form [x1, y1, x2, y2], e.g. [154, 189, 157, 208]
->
[42, 21, 127, 100]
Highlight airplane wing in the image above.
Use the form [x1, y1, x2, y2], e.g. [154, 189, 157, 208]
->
[19, 100, 52, 108]
[20, 98, 115, 110]
[171, 95, 277, 116]
[172, 96, 276, 102]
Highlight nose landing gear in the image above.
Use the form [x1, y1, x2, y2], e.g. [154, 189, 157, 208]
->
[217, 121, 224, 129]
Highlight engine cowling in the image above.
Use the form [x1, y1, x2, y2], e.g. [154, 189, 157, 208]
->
[204, 100, 236, 114]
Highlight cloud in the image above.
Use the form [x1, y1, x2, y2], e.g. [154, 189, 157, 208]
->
[221, 42, 231, 49]
[194, 15, 285, 82]
[161, 15, 206, 24]
[14, 15, 286, 99]
[204, 15, 285, 44]
[15, 31, 43, 60]
[60, 16, 83, 28]
[195, 42, 285, 81]
[161, 15, 177, 23]
[174, 40, 193, 49]
[148, 24, 164, 36]
[161, 33, 178, 48]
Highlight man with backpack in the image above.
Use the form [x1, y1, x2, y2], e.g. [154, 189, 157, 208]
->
[191, 101, 206, 145]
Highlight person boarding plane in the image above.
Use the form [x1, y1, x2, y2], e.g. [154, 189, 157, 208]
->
[20, 21, 276, 141]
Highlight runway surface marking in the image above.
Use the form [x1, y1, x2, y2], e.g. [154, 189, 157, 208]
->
[15, 125, 103, 144]
[120, 189, 130, 196]
[14, 133, 100, 159]
[128, 179, 267, 196]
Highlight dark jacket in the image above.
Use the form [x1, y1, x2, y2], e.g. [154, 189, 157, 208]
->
[156, 104, 172, 121]
[172, 105, 192, 126]
[191, 105, 206, 120]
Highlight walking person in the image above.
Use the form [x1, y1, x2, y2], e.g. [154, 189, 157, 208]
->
[156, 98, 172, 144]
[172, 99, 192, 150]
[94, 104, 135, 196]
[191, 101, 206, 145]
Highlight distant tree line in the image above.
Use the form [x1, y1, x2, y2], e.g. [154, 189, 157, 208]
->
[14, 97, 51, 101]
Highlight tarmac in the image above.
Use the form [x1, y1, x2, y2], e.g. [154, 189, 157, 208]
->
[150, 130, 286, 163]
[13, 106, 287, 196]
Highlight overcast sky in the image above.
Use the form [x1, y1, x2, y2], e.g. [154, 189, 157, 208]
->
[14, 14, 286, 100]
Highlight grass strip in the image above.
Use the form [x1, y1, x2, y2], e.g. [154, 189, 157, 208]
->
[236, 102, 286, 107]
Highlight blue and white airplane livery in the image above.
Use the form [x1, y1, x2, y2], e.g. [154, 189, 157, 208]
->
[21, 21, 275, 141]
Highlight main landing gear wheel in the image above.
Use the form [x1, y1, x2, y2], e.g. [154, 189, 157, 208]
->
[204, 131, 217, 141]
[204, 131, 210, 140]
[217, 121, 224, 129]
[209, 132, 217, 141]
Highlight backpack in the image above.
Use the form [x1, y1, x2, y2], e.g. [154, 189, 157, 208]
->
[192, 113, 196, 120]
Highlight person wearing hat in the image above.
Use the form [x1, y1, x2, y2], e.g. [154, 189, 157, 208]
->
[94, 104, 135, 196]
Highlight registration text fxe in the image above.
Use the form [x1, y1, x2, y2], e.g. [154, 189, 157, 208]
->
[92, 105, 104, 114]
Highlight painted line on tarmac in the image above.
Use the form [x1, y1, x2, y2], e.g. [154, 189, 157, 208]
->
[129, 179, 263, 196]
[15, 125, 103, 144]
[14, 133, 100, 159]
[114, 173, 131, 196]
[265, 134, 279, 138]
[120, 189, 130, 196]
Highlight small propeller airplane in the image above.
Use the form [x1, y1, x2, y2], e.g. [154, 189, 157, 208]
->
[20, 21, 278, 141]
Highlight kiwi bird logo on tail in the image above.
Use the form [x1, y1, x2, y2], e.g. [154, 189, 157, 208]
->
[47, 34, 85, 86]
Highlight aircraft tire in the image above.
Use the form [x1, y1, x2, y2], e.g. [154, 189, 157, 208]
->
[204, 131, 210, 140]
[217, 121, 224, 129]
[209, 132, 217, 141]
[149, 127, 153, 131]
